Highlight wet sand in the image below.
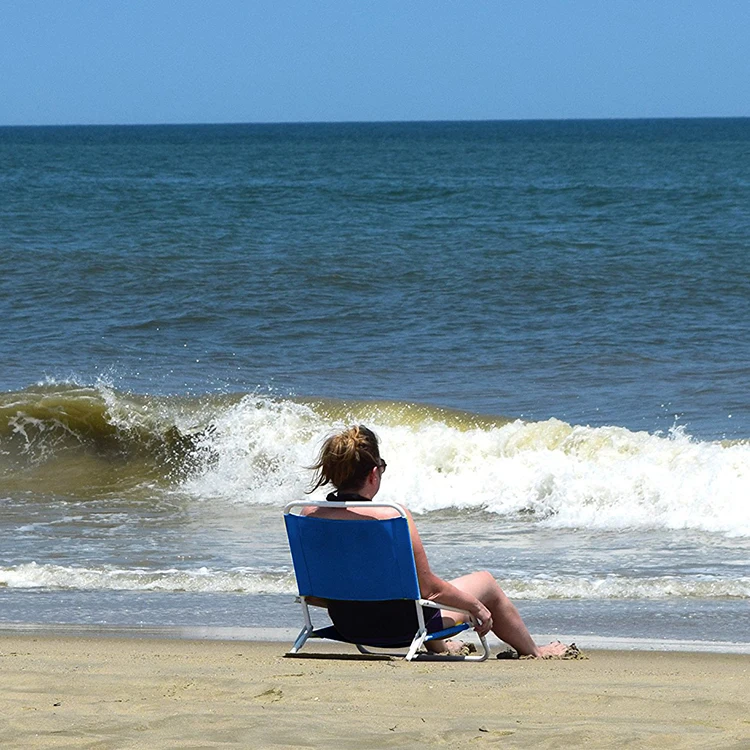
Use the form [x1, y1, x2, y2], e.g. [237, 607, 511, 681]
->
[2, 634, 749, 749]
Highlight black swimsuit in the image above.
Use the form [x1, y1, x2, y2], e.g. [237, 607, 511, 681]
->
[324, 490, 443, 643]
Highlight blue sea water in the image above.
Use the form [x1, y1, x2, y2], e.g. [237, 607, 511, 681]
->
[0, 119, 748, 645]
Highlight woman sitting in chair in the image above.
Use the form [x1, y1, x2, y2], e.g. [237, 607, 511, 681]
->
[304, 424, 567, 658]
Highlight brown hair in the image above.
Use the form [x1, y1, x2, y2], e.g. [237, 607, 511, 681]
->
[307, 425, 381, 493]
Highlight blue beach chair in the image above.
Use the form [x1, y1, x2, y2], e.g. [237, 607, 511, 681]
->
[283, 500, 489, 661]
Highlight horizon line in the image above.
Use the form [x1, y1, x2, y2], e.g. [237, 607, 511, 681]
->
[2, 115, 749, 129]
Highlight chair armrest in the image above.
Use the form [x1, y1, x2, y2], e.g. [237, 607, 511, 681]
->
[418, 599, 478, 626]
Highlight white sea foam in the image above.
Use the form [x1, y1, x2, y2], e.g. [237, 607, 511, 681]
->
[179, 396, 750, 537]
[503, 574, 750, 600]
[0, 562, 294, 594]
[180, 395, 332, 505]
[2, 562, 747, 599]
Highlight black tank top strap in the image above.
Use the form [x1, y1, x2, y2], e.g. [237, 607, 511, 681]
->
[326, 491, 371, 502]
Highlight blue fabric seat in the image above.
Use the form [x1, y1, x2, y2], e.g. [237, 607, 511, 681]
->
[283, 500, 489, 661]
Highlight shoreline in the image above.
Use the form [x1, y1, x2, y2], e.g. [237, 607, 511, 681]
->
[2, 633, 749, 748]
[2, 621, 749, 654]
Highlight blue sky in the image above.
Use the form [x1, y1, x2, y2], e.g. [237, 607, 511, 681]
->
[2, 0, 748, 125]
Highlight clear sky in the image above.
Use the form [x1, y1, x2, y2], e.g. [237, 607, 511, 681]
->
[2, 0, 749, 126]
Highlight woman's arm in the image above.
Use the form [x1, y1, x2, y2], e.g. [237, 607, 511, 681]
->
[405, 509, 493, 636]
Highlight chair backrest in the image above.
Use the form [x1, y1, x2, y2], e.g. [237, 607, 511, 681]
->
[284, 502, 421, 601]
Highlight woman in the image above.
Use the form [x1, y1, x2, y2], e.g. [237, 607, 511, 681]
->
[305, 424, 567, 658]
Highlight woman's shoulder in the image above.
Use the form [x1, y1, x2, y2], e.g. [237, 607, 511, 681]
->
[301, 503, 401, 521]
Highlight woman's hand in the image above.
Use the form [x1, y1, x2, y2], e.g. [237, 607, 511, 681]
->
[472, 602, 493, 637]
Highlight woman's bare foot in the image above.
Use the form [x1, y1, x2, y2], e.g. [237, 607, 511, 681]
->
[426, 639, 475, 656]
[507, 642, 586, 660]
[536, 640, 568, 658]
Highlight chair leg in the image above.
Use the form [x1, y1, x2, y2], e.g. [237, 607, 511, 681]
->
[405, 630, 428, 661]
[288, 597, 315, 654]
[460, 633, 489, 661]
[289, 625, 313, 654]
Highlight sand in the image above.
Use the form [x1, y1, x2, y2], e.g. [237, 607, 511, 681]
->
[1, 634, 749, 749]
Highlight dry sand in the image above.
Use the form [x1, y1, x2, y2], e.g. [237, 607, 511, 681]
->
[1, 634, 749, 749]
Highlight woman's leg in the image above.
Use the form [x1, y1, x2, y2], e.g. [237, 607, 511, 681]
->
[440, 571, 566, 658]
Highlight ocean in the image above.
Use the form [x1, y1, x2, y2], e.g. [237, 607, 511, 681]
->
[1, 119, 748, 646]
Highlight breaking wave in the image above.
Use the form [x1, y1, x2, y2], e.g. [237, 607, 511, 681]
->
[2, 382, 749, 536]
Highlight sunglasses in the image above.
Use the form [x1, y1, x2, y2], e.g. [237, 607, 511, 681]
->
[378, 460, 387, 474]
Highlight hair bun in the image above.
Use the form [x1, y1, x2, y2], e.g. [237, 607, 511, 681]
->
[307, 425, 381, 493]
